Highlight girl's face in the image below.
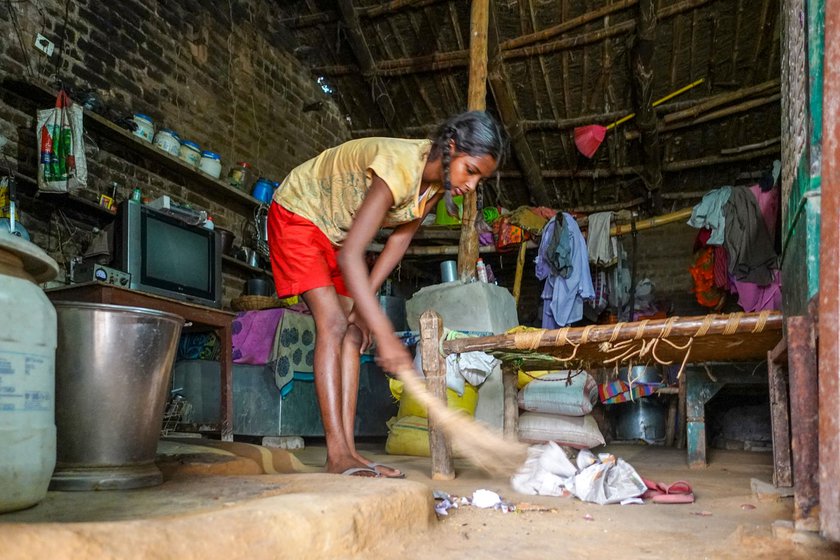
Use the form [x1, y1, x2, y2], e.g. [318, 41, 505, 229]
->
[447, 149, 497, 197]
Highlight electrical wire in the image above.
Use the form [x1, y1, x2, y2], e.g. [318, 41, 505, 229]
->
[6, 0, 36, 80]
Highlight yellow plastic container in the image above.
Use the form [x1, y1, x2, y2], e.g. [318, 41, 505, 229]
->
[434, 195, 463, 225]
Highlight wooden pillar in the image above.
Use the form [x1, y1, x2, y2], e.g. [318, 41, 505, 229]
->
[457, 0, 489, 281]
[630, 0, 663, 212]
[420, 310, 454, 480]
[821, 0, 840, 541]
[502, 362, 519, 440]
[767, 339, 793, 487]
[788, 315, 820, 531]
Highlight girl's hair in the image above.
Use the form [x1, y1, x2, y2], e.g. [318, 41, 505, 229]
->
[429, 111, 506, 216]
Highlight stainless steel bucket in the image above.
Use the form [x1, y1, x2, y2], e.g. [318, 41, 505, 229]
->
[50, 302, 183, 490]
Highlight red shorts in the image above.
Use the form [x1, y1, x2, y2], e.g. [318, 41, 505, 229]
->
[268, 203, 349, 298]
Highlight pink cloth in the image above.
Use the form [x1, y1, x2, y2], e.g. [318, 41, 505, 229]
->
[728, 184, 781, 312]
[749, 183, 780, 237]
[231, 308, 286, 365]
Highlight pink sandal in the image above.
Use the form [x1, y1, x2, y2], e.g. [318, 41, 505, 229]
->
[651, 480, 695, 504]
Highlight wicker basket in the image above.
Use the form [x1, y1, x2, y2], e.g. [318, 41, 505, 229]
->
[231, 295, 285, 311]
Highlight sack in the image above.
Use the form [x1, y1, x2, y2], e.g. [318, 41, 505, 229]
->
[518, 412, 605, 449]
[394, 380, 478, 420]
[518, 371, 598, 416]
[36, 90, 87, 192]
[385, 415, 431, 457]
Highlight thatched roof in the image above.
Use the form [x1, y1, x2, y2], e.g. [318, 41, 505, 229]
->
[278, 0, 780, 213]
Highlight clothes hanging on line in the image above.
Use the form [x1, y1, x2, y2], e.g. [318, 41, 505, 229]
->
[536, 213, 595, 328]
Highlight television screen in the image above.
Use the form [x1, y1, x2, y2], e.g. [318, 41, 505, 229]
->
[141, 212, 212, 295]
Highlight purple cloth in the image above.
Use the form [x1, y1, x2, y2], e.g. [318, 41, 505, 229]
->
[231, 308, 286, 365]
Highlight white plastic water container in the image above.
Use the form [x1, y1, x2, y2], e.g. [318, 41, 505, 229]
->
[0, 231, 59, 512]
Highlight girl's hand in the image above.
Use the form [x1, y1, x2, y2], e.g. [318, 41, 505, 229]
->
[375, 333, 413, 374]
[347, 309, 372, 353]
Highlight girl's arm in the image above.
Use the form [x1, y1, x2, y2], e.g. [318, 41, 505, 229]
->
[338, 173, 427, 372]
[367, 190, 444, 292]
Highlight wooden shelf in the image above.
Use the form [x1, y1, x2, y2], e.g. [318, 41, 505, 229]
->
[222, 254, 272, 277]
[3, 78, 265, 212]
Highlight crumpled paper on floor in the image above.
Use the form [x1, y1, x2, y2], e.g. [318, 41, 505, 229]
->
[511, 442, 647, 505]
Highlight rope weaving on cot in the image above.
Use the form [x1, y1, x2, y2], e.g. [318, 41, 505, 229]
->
[500, 311, 776, 379]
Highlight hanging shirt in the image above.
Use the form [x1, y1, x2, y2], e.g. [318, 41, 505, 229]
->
[687, 186, 732, 245]
[273, 138, 441, 245]
[536, 214, 595, 328]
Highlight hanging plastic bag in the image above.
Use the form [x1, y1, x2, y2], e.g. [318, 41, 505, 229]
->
[36, 90, 87, 192]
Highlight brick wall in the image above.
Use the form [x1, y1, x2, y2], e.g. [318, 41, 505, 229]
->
[0, 0, 350, 305]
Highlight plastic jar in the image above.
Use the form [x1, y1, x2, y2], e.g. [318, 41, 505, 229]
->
[0, 233, 59, 512]
[178, 140, 202, 168]
[251, 177, 274, 203]
[153, 128, 181, 157]
[227, 161, 252, 190]
[198, 151, 222, 178]
[131, 114, 155, 143]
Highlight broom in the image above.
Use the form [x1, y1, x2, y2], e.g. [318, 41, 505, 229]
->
[574, 78, 705, 158]
[393, 365, 529, 476]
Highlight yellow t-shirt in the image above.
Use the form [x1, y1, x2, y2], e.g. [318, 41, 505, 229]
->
[273, 137, 440, 245]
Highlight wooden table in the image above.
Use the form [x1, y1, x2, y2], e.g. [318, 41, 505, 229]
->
[47, 282, 236, 441]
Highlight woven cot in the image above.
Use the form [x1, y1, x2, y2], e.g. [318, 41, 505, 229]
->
[442, 311, 784, 372]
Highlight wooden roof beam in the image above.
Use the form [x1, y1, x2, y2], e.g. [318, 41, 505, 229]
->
[335, 0, 399, 133]
[313, 0, 711, 77]
[630, 0, 664, 212]
[282, 0, 447, 28]
[486, 1, 550, 207]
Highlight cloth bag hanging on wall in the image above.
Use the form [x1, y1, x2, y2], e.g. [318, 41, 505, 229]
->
[36, 90, 87, 192]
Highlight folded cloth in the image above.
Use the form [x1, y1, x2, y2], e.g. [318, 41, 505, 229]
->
[269, 310, 316, 398]
[231, 308, 286, 365]
[598, 380, 662, 404]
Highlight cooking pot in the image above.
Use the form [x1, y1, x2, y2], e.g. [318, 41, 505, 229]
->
[245, 276, 273, 297]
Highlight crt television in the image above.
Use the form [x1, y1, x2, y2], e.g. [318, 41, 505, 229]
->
[114, 200, 222, 308]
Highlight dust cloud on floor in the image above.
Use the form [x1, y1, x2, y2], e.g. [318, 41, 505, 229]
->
[296, 443, 840, 560]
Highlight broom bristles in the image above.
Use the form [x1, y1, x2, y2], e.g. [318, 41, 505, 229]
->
[394, 366, 529, 476]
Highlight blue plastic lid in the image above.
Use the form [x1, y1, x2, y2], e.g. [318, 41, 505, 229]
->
[181, 140, 200, 151]
[254, 177, 272, 185]
[201, 151, 220, 160]
[133, 113, 153, 123]
[158, 128, 180, 138]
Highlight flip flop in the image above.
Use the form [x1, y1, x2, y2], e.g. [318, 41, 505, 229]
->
[652, 480, 695, 504]
[341, 467, 381, 478]
[368, 462, 406, 479]
[641, 478, 665, 500]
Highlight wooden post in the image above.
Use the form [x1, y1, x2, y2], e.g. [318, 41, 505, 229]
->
[630, 0, 663, 212]
[821, 0, 840, 540]
[512, 241, 528, 305]
[502, 362, 519, 440]
[420, 310, 454, 480]
[767, 339, 793, 488]
[787, 315, 820, 530]
[457, 0, 488, 281]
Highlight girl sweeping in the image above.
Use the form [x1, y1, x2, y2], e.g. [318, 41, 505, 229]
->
[268, 111, 505, 478]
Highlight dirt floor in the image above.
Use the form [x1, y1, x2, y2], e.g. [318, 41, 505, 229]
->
[295, 442, 840, 560]
[2, 439, 839, 559]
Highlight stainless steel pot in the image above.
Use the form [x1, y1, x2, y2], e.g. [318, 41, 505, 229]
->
[50, 302, 183, 490]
